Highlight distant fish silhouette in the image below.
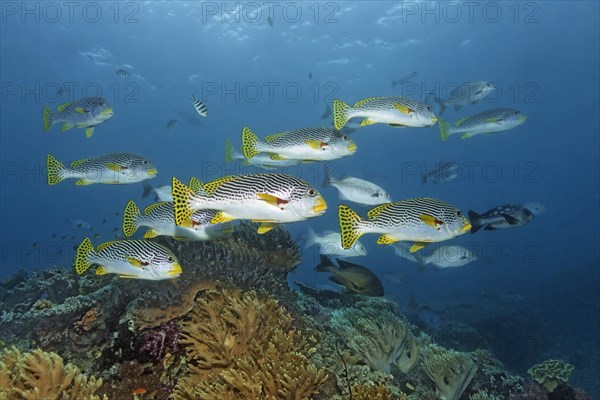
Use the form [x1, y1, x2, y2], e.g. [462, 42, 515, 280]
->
[114, 68, 129, 77]
[391, 71, 418, 87]
[267, 16, 274, 27]
[166, 119, 177, 129]
[320, 104, 332, 119]
[309, 72, 313, 80]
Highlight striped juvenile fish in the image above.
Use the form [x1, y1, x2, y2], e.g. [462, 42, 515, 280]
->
[225, 139, 300, 169]
[191, 94, 207, 117]
[46, 153, 157, 186]
[42, 96, 113, 138]
[338, 198, 471, 252]
[171, 174, 327, 234]
[439, 108, 527, 140]
[123, 200, 233, 241]
[242, 127, 357, 161]
[75, 237, 182, 280]
[333, 96, 437, 131]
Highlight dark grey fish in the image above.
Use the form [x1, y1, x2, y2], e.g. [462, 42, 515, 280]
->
[321, 104, 332, 119]
[418, 306, 442, 330]
[421, 161, 460, 184]
[267, 16, 274, 27]
[391, 71, 417, 87]
[314, 255, 383, 296]
[469, 204, 534, 233]
[114, 68, 130, 77]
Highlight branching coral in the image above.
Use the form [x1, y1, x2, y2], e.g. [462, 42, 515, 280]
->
[527, 359, 574, 392]
[172, 289, 328, 400]
[329, 299, 419, 374]
[0, 346, 106, 400]
[421, 344, 478, 400]
[351, 383, 405, 400]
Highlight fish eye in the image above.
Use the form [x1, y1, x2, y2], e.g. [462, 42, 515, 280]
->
[342, 135, 349, 140]
[167, 256, 174, 263]
[486, 83, 492, 87]
[384, 193, 390, 198]
[142, 160, 150, 165]
[426, 106, 432, 112]
[456, 211, 462, 217]
[515, 110, 521, 114]
[307, 189, 317, 197]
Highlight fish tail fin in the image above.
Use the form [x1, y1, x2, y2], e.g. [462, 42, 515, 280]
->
[42, 107, 54, 132]
[171, 177, 195, 226]
[75, 237, 94, 275]
[333, 99, 351, 131]
[141, 182, 154, 200]
[434, 97, 446, 115]
[439, 119, 450, 141]
[314, 254, 335, 272]
[241, 127, 260, 159]
[468, 210, 483, 233]
[338, 204, 365, 249]
[46, 154, 66, 185]
[322, 167, 335, 187]
[421, 172, 428, 185]
[305, 226, 317, 249]
[415, 252, 427, 272]
[122, 200, 140, 237]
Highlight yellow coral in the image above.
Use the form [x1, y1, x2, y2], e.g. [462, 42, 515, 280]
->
[527, 359, 574, 392]
[0, 347, 106, 400]
[172, 289, 328, 400]
[351, 383, 406, 400]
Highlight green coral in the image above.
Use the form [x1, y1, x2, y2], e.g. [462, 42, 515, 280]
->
[421, 344, 478, 400]
[469, 390, 502, 400]
[527, 359, 574, 392]
[329, 299, 418, 374]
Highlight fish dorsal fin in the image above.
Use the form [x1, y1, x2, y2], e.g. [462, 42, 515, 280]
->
[367, 203, 393, 219]
[257, 193, 289, 208]
[188, 177, 205, 194]
[454, 116, 469, 127]
[353, 97, 376, 108]
[97, 241, 118, 252]
[57, 102, 72, 112]
[143, 202, 168, 215]
[202, 176, 237, 195]
[305, 140, 326, 150]
[264, 132, 287, 142]
[270, 154, 287, 160]
[70, 157, 92, 168]
[95, 266, 109, 275]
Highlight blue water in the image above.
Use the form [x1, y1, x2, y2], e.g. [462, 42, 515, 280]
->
[1, 1, 599, 394]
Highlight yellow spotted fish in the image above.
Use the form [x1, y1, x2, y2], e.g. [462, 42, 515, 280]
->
[338, 198, 471, 252]
[42, 96, 113, 138]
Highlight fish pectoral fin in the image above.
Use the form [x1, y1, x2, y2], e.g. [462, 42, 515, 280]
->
[210, 212, 236, 224]
[419, 214, 444, 230]
[127, 257, 147, 268]
[387, 123, 406, 127]
[257, 222, 277, 234]
[483, 117, 500, 123]
[75, 107, 88, 115]
[328, 275, 344, 286]
[360, 118, 376, 126]
[95, 266, 109, 275]
[500, 213, 519, 225]
[409, 242, 429, 253]
[106, 162, 126, 172]
[85, 127, 94, 138]
[143, 229, 159, 238]
[269, 154, 287, 160]
[305, 140, 326, 150]
[376, 234, 398, 245]
[61, 123, 73, 131]
[393, 102, 414, 115]
[257, 193, 289, 208]
[75, 179, 92, 185]
[460, 133, 472, 139]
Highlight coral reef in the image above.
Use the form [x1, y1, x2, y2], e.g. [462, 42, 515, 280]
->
[172, 289, 327, 399]
[329, 298, 419, 374]
[527, 359, 574, 392]
[0, 346, 106, 399]
[351, 383, 406, 400]
[421, 343, 478, 400]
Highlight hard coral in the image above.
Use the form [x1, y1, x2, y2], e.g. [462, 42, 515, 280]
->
[421, 344, 478, 400]
[351, 383, 405, 400]
[527, 359, 574, 392]
[172, 289, 328, 400]
[0, 346, 106, 400]
[329, 299, 419, 374]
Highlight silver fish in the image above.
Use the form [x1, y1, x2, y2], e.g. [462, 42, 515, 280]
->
[324, 171, 391, 206]
[434, 81, 496, 115]
[421, 161, 460, 184]
[439, 108, 526, 140]
[305, 226, 367, 258]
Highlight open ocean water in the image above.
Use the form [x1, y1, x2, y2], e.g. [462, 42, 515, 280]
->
[1, 1, 599, 398]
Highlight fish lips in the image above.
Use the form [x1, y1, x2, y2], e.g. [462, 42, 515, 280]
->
[313, 196, 328, 214]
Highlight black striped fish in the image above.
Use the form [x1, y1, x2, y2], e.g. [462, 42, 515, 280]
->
[42, 96, 113, 138]
[338, 198, 471, 252]
[122, 200, 233, 241]
[333, 96, 437, 131]
[46, 153, 157, 186]
[166, 119, 177, 129]
[242, 127, 357, 161]
[190, 94, 207, 117]
[171, 174, 327, 234]
[75, 237, 182, 280]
